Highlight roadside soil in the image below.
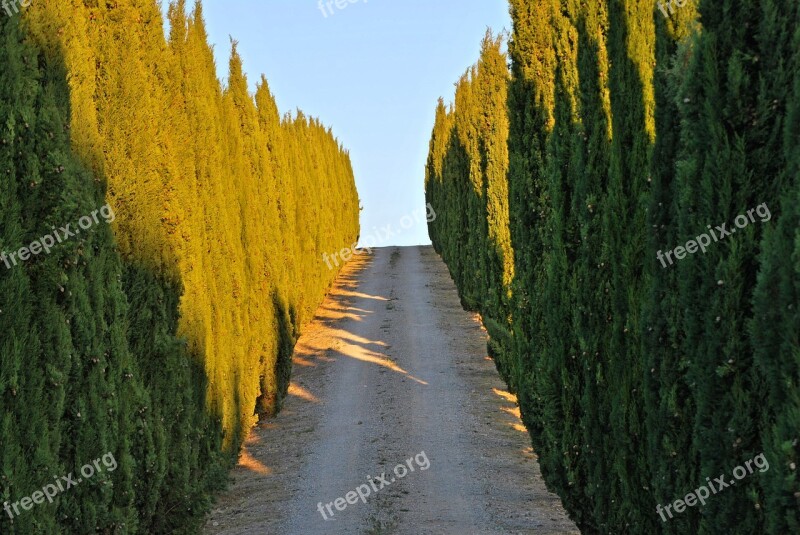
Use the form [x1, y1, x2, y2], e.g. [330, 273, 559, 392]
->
[204, 246, 579, 535]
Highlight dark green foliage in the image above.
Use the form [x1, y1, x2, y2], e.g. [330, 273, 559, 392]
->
[1, 12, 138, 532]
[425, 33, 515, 385]
[666, 0, 800, 532]
[122, 265, 229, 534]
[642, 5, 698, 535]
[749, 8, 800, 532]
[428, 0, 799, 533]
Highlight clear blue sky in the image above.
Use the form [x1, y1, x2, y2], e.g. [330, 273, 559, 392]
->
[175, 0, 511, 246]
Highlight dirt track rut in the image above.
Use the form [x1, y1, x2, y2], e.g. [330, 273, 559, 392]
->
[204, 246, 578, 535]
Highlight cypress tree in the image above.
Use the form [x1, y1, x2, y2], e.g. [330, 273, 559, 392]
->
[749, 6, 800, 533]
[670, 0, 796, 529]
[0, 10, 142, 532]
[643, 3, 700, 534]
[424, 34, 515, 380]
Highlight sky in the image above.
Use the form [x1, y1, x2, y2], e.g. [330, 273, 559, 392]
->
[176, 0, 511, 246]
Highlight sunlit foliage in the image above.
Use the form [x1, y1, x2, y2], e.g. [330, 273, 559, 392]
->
[0, 1, 359, 532]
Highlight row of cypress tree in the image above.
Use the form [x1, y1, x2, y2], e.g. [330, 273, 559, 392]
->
[426, 1, 799, 533]
[426, 33, 516, 380]
[1, 1, 359, 532]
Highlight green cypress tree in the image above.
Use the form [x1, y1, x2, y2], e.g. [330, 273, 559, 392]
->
[0, 12, 51, 533]
[749, 1, 800, 533]
[0, 11, 143, 532]
[671, 0, 796, 530]
[506, 0, 557, 503]
[642, 3, 700, 533]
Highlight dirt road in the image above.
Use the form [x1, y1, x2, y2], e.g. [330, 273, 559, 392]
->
[204, 246, 578, 534]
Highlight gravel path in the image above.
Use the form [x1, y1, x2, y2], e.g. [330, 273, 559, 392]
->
[204, 246, 579, 535]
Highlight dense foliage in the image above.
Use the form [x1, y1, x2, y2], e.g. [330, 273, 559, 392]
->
[0, 1, 359, 532]
[426, 0, 799, 533]
[426, 33, 516, 381]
